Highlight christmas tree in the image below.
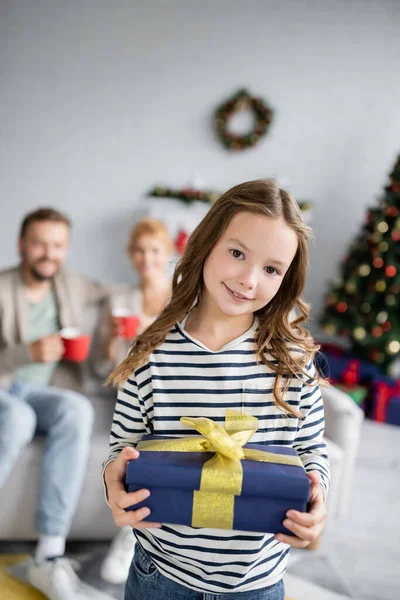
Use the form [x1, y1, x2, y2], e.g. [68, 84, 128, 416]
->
[321, 155, 400, 374]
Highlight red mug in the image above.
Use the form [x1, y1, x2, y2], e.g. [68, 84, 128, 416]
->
[112, 309, 140, 339]
[61, 328, 91, 362]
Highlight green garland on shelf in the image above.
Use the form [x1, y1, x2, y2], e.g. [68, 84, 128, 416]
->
[148, 186, 221, 205]
[147, 185, 312, 214]
[214, 89, 273, 151]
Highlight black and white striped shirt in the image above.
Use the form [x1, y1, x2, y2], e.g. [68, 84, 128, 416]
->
[104, 319, 329, 594]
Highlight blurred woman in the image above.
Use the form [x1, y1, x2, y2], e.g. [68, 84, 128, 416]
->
[96, 217, 173, 374]
[97, 217, 173, 584]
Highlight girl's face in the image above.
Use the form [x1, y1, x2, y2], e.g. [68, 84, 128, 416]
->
[129, 234, 170, 280]
[202, 212, 298, 319]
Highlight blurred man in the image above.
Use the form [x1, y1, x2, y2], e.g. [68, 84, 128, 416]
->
[0, 208, 112, 600]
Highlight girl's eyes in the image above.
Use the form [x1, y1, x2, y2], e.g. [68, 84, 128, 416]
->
[230, 249, 244, 259]
[264, 266, 279, 276]
[230, 249, 280, 276]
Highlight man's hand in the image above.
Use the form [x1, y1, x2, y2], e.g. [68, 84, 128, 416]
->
[104, 446, 162, 529]
[30, 334, 64, 363]
[275, 470, 326, 548]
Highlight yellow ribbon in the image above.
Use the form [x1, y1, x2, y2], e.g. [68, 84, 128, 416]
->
[136, 409, 303, 529]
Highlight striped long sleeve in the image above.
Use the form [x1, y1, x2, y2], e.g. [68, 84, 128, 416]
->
[293, 361, 330, 497]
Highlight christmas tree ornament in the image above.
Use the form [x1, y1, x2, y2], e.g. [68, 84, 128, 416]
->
[387, 341, 400, 355]
[385, 294, 396, 306]
[379, 241, 389, 252]
[345, 281, 357, 294]
[353, 327, 366, 340]
[385, 265, 396, 277]
[373, 257, 384, 268]
[358, 264, 371, 277]
[377, 221, 389, 233]
[375, 281, 386, 292]
[376, 311, 388, 324]
[336, 301, 348, 313]
[372, 326, 383, 338]
[386, 206, 399, 217]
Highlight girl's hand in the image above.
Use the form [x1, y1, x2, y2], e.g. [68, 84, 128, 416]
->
[274, 470, 326, 548]
[104, 446, 162, 529]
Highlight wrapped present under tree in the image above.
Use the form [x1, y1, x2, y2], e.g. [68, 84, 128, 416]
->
[371, 381, 400, 426]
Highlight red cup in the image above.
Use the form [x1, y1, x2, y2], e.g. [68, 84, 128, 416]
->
[112, 309, 140, 339]
[61, 328, 91, 362]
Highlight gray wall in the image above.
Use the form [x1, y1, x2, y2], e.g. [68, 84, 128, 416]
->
[1, 0, 399, 331]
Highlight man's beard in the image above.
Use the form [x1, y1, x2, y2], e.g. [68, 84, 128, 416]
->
[30, 260, 59, 282]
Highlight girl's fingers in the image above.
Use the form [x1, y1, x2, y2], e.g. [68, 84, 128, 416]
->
[117, 488, 151, 510]
[285, 504, 325, 527]
[106, 450, 162, 530]
[110, 489, 162, 528]
[282, 519, 319, 541]
[285, 511, 316, 528]
[274, 533, 311, 548]
[286, 488, 326, 527]
[134, 521, 163, 530]
[114, 505, 162, 529]
[113, 505, 149, 528]
[307, 470, 321, 483]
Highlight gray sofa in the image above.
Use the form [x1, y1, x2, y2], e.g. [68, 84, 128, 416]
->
[0, 379, 119, 541]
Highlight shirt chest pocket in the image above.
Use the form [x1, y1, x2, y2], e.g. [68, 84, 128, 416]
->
[241, 382, 299, 444]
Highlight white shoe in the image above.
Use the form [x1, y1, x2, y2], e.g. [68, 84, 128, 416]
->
[27, 557, 114, 600]
[100, 527, 136, 584]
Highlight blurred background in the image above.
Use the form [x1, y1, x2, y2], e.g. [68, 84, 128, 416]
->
[1, 0, 399, 331]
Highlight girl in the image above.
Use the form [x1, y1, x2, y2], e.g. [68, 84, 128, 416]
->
[97, 217, 173, 584]
[103, 180, 329, 599]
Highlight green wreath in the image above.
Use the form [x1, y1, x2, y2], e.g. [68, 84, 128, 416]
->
[214, 88, 273, 151]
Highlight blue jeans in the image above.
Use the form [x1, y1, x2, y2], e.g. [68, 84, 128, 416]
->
[125, 542, 285, 600]
[0, 379, 94, 536]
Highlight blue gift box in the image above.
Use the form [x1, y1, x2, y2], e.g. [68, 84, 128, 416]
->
[126, 436, 310, 535]
[386, 397, 400, 426]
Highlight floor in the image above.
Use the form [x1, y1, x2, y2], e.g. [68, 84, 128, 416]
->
[289, 419, 400, 600]
[2, 419, 400, 600]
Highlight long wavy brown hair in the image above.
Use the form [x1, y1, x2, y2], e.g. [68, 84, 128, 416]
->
[107, 180, 322, 417]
